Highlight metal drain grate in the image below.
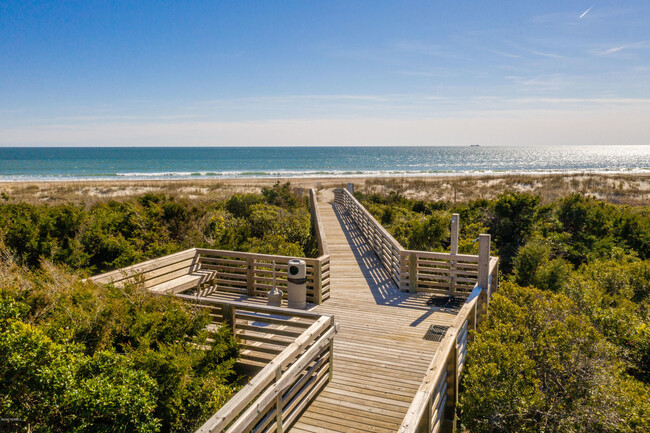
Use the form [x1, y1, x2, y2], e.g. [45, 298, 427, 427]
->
[425, 325, 450, 342]
[426, 295, 464, 309]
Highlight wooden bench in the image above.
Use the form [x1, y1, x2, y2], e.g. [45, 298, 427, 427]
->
[91, 247, 331, 304]
[90, 248, 214, 295]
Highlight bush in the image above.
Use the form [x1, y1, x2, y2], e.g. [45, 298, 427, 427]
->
[460, 283, 650, 433]
[1, 312, 160, 433]
[0, 260, 239, 433]
[0, 185, 318, 275]
[512, 241, 572, 292]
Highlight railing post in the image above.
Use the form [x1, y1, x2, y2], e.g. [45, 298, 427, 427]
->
[478, 234, 490, 289]
[449, 214, 460, 298]
[477, 234, 491, 322]
[443, 341, 459, 432]
[491, 261, 499, 294]
[468, 301, 477, 343]
[315, 260, 323, 305]
[426, 392, 433, 432]
[347, 183, 354, 194]
[328, 318, 335, 382]
[408, 251, 417, 293]
[247, 256, 255, 296]
[222, 305, 236, 334]
[450, 214, 459, 255]
[275, 366, 283, 433]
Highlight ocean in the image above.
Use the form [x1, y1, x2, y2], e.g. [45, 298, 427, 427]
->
[0, 145, 649, 181]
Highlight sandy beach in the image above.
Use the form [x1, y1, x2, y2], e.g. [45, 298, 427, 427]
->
[1, 172, 649, 206]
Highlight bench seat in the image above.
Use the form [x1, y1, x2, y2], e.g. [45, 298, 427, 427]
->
[148, 269, 217, 295]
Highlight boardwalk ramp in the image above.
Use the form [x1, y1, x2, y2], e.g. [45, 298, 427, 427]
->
[291, 200, 459, 433]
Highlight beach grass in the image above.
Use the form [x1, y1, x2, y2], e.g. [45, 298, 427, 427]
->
[1, 172, 648, 206]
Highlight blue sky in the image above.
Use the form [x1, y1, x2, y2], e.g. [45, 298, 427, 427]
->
[1, 1, 649, 146]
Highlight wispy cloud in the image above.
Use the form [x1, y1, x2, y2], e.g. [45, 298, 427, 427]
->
[0, 108, 26, 114]
[599, 40, 650, 55]
[504, 74, 570, 89]
[489, 49, 523, 59]
[530, 50, 564, 59]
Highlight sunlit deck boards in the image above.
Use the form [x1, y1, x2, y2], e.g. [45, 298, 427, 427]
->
[289, 202, 459, 433]
[199, 200, 462, 432]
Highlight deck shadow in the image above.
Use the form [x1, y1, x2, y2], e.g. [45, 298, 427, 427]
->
[330, 202, 451, 317]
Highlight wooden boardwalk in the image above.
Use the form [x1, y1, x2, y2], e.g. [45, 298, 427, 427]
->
[194, 199, 465, 432]
[289, 201, 460, 433]
[91, 189, 494, 433]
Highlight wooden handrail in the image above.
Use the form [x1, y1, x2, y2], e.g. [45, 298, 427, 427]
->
[334, 188, 406, 288]
[398, 255, 500, 433]
[398, 285, 483, 433]
[196, 248, 330, 305]
[334, 188, 499, 297]
[178, 295, 337, 433]
[175, 293, 327, 319]
[309, 188, 329, 256]
[335, 188, 404, 250]
[89, 248, 198, 284]
[194, 248, 321, 263]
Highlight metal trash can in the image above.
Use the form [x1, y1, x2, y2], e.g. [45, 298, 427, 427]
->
[287, 259, 307, 309]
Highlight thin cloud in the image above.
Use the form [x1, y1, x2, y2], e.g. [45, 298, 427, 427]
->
[530, 50, 565, 59]
[489, 49, 523, 59]
[600, 40, 650, 55]
[393, 71, 442, 77]
[505, 74, 569, 89]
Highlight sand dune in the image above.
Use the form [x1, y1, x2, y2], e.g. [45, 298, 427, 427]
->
[1, 172, 648, 206]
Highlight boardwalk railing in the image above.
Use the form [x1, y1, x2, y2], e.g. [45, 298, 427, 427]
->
[91, 248, 331, 304]
[334, 187, 406, 288]
[196, 249, 331, 304]
[309, 188, 329, 256]
[175, 295, 338, 433]
[334, 185, 500, 432]
[398, 257, 499, 433]
[334, 188, 495, 297]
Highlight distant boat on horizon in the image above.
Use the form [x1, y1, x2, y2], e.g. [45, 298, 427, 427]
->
[470, 144, 480, 147]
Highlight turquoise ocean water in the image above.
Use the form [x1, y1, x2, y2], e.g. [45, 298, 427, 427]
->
[0, 146, 649, 181]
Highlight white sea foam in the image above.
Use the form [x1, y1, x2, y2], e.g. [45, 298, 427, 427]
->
[2, 167, 649, 182]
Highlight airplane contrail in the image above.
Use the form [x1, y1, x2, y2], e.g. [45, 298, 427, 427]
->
[580, 6, 593, 19]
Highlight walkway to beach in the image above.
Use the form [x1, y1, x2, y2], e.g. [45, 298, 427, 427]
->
[288, 200, 459, 433]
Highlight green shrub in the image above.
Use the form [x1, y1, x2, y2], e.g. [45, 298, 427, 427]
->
[0, 260, 239, 433]
[460, 283, 650, 433]
[0, 184, 317, 275]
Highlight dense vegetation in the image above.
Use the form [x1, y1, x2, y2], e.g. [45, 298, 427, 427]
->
[0, 182, 313, 432]
[0, 259, 239, 433]
[358, 191, 650, 433]
[0, 182, 317, 275]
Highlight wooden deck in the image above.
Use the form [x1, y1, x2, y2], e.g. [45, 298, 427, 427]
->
[91, 187, 495, 433]
[290, 201, 459, 433]
[198, 200, 464, 432]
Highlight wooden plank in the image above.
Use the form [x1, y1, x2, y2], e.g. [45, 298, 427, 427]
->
[90, 248, 197, 284]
